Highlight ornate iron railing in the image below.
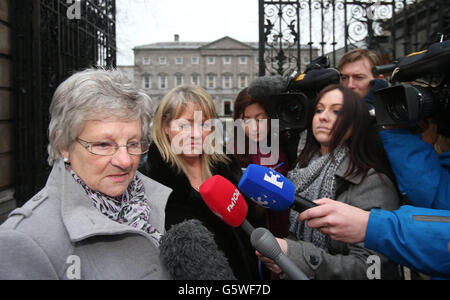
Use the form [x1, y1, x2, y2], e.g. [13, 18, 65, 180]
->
[259, 0, 450, 76]
[12, 0, 116, 204]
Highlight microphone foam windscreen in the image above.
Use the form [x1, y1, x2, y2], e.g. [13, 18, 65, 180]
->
[199, 175, 248, 228]
[159, 219, 236, 280]
[238, 164, 295, 211]
[247, 75, 288, 99]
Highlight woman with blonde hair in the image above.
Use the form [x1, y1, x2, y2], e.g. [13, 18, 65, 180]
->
[141, 85, 259, 280]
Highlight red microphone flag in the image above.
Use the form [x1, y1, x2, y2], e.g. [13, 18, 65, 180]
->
[199, 175, 248, 228]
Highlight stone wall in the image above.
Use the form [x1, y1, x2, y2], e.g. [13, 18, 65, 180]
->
[0, 0, 15, 224]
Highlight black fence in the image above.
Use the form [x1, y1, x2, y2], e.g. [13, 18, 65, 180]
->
[259, 0, 450, 76]
[12, 0, 116, 205]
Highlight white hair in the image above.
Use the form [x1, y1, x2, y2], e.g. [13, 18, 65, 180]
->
[47, 68, 153, 165]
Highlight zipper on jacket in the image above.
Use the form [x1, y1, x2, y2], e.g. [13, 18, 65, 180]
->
[413, 215, 450, 223]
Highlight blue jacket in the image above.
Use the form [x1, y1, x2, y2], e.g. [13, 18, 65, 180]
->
[379, 129, 450, 210]
[365, 206, 450, 278]
[365, 129, 450, 277]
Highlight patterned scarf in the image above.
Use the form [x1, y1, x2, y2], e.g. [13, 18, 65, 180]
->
[65, 164, 162, 243]
[288, 145, 349, 251]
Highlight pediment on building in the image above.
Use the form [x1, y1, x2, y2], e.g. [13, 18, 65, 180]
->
[200, 36, 256, 50]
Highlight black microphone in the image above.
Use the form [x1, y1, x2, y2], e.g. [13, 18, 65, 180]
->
[159, 219, 236, 280]
[294, 194, 318, 212]
[251, 227, 309, 280]
[372, 63, 397, 76]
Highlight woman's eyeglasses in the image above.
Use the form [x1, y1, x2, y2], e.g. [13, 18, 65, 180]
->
[76, 138, 150, 156]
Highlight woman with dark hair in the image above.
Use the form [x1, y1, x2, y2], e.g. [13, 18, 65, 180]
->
[257, 84, 402, 279]
[232, 88, 284, 170]
[232, 88, 290, 239]
[296, 84, 395, 181]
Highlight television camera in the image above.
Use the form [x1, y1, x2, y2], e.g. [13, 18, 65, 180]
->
[373, 39, 450, 136]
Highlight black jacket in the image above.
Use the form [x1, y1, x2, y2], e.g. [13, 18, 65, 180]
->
[140, 143, 260, 280]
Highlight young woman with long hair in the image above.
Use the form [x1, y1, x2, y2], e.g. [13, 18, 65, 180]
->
[258, 84, 402, 279]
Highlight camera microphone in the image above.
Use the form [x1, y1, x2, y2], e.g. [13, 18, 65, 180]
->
[372, 63, 398, 76]
[247, 75, 289, 99]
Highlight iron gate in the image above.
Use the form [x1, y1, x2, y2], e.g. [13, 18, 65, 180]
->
[12, 0, 116, 204]
[259, 0, 450, 76]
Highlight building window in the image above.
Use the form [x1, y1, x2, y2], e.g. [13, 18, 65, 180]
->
[206, 56, 215, 65]
[191, 73, 201, 86]
[143, 57, 151, 65]
[238, 56, 248, 65]
[174, 73, 184, 86]
[238, 74, 249, 89]
[175, 57, 183, 65]
[222, 74, 233, 89]
[303, 55, 310, 65]
[206, 73, 216, 89]
[191, 56, 199, 64]
[222, 56, 232, 65]
[158, 74, 168, 89]
[224, 100, 232, 116]
[159, 57, 167, 65]
[142, 74, 151, 89]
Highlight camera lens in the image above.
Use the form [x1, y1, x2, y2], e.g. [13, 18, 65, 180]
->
[386, 97, 409, 122]
[278, 97, 305, 123]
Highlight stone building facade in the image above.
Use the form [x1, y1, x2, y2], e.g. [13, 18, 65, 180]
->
[133, 35, 261, 118]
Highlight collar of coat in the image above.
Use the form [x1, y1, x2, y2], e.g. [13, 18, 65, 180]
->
[334, 155, 365, 185]
[46, 160, 171, 243]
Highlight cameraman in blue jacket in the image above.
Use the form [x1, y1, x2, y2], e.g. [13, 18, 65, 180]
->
[295, 43, 450, 277]
[297, 120, 450, 278]
[367, 124, 450, 277]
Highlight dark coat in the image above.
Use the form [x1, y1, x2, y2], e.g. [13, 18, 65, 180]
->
[140, 143, 260, 280]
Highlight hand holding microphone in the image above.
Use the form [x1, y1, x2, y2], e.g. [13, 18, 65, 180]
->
[238, 164, 317, 213]
[252, 227, 309, 280]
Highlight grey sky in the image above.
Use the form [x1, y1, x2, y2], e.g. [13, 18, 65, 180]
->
[116, 0, 259, 65]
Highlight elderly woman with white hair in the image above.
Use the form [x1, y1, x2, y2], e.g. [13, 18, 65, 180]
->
[0, 68, 172, 279]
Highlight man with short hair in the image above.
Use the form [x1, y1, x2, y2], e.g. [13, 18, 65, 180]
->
[338, 48, 384, 99]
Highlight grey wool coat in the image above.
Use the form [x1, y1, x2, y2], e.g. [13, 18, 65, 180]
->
[286, 157, 403, 280]
[0, 160, 172, 280]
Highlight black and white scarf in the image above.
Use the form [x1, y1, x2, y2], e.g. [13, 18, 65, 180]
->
[288, 145, 349, 251]
[65, 164, 162, 243]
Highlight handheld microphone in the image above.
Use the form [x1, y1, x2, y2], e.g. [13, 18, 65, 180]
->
[238, 164, 317, 212]
[251, 227, 309, 280]
[199, 175, 308, 280]
[159, 219, 236, 280]
[199, 175, 255, 235]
